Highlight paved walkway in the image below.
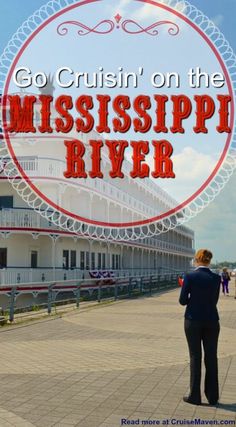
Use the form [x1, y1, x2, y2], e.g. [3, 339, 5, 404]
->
[0, 285, 235, 427]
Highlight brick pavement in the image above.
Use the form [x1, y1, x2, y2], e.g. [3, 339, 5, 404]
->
[0, 284, 235, 427]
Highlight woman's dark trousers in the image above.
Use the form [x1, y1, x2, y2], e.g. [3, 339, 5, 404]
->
[222, 282, 229, 294]
[184, 319, 220, 403]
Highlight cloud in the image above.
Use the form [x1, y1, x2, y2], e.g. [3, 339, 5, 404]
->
[210, 14, 224, 28]
[172, 147, 217, 180]
[188, 170, 236, 262]
[126, 144, 236, 262]
[106, 0, 187, 23]
[158, 147, 218, 201]
[131, 0, 187, 22]
[108, 0, 132, 18]
[126, 146, 218, 203]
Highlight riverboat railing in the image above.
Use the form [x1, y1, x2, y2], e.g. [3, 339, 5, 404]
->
[0, 272, 182, 323]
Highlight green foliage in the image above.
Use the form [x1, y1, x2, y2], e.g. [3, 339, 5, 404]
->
[31, 305, 40, 312]
[212, 261, 236, 269]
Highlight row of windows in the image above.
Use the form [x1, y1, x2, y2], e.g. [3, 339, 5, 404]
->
[63, 250, 121, 270]
[0, 248, 121, 270]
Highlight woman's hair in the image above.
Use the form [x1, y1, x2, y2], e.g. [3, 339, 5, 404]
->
[222, 267, 228, 272]
[195, 249, 213, 265]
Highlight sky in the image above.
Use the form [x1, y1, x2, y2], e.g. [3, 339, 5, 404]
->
[0, 0, 236, 262]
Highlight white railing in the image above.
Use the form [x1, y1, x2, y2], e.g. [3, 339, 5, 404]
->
[0, 267, 182, 286]
[0, 208, 54, 230]
[2, 154, 194, 238]
[122, 158, 178, 208]
[176, 223, 195, 238]
[0, 208, 194, 256]
[0, 208, 39, 228]
[0, 268, 84, 285]
[17, 157, 158, 217]
[139, 238, 195, 255]
[18, 157, 194, 237]
[9, 128, 178, 208]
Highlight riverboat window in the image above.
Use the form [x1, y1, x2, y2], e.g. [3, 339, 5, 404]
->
[63, 250, 69, 269]
[80, 251, 85, 270]
[102, 253, 106, 269]
[30, 250, 38, 268]
[98, 253, 106, 269]
[0, 248, 7, 268]
[80, 251, 90, 269]
[98, 253, 102, 269]
[116, 255, 120, 269]
[91, 252, 95, 270]
[112, 254, 120, 269]
[0, 196, 13, 209]
[85, 251, 89, 269]
[63, 250, 77, 269]
[112, 254, 120, 270]
[71, 250, 76, 269]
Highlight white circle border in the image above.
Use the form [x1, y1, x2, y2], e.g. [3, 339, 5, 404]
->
[0, 0, 236, 241]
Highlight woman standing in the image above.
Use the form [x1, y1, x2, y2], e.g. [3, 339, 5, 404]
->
[179, 249, 221, 406]
[221, 267, 231, 296]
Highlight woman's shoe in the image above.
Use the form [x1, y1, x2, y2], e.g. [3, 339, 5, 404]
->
[208, 400, 219, 406]
[183, 396, 201, 405]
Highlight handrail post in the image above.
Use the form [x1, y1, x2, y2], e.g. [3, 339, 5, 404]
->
[98, 283, 101, 303]
[76, 283, 81, 308]
[172, 274, 175, 288]
[152, 275, 156, 291]
[47, 284, 54, 314]
[9, 286, 16, 322]
[114, 282, 118, 301]
[128, 277, 132, 298]
[149, 275, 153, 296]
[140, 276, 143, 294]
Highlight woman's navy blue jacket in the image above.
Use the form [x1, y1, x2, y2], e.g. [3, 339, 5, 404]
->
[179, 267, 221, 321]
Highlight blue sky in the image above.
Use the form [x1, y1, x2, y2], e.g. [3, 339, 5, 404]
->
[0, 0, 236, 53]
[0, 0, 236, 262]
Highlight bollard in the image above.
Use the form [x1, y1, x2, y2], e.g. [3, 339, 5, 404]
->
[98, 283, 101, 303]
[76, 284, 81, 308]
[114, 283, 118, 301]
[140, 277, 143, 294]
[128, 277, 132, 297]
[9, 287, 16, 322]
[152, 275, 157, 291]
[47, 284, 54, 314]
[149, 276, 153, 296]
